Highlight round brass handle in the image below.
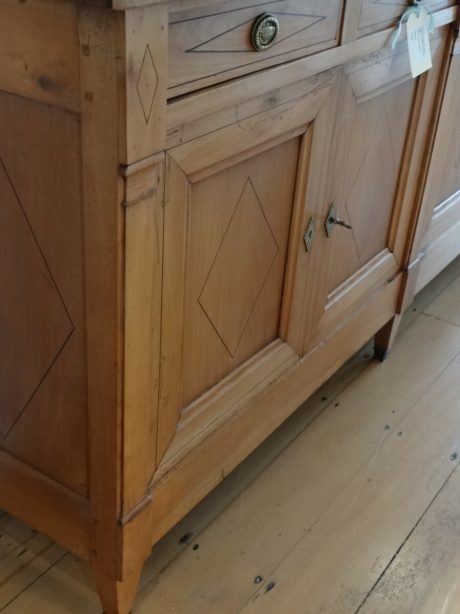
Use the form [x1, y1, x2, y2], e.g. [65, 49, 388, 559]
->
[251, 13, 280, 51]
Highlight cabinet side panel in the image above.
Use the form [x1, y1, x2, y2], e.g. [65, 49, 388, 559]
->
[0, 0, 80, 112]
[0, 90, 88, 496]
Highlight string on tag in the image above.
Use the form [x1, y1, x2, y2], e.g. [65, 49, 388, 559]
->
[390, 1, 435, 49]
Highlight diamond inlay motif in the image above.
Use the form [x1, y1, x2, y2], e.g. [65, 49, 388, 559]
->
[345, 110, 396, 259]
[199, 179, 279, 357]
[188, 12, 326, 53]
[0, 158, 74, 438]
[136, 45, 158, 123]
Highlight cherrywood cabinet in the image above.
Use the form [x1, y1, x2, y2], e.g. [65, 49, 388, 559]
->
[0, 1, 459, 613]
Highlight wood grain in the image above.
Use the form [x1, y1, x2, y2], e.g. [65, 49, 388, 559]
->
[168, 0, 343, 95]
[0, 0, 80, 111]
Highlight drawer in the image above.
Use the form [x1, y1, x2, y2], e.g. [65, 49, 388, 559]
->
[358, 0, 455, 37]
[168, 0, 344, 96]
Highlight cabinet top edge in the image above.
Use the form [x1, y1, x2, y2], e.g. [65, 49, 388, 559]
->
[82, 0, 169, 9]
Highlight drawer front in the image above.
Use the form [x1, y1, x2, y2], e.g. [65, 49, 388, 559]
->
[168, 0, 343, 95]
[358, 0, 455, 37]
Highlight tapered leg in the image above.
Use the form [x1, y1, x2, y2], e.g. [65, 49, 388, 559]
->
[374, 315, 402, 362]
[95, 565, 143, 614]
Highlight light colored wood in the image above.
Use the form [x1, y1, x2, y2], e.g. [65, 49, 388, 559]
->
[78, 2, 125, 590]
[180, 139, 300, 406]
[414, 37, 460, 292]
[168, 73, 335, 179]
[0, 449, 90, 560]
[158, 68, 338, 465]
[2, 3, 460, 613]
[359, 456, 460, 614]
[0, 529, 64, 609]
[165, 6, 457, 149]
[283, 72, 342, 353]
[241, 356, 460, 614]
[156, 156, 189, 462]
[388, 29, 452, 268]
[424, 191, 460, 246]
[1, 269, 460, 613]
[357, 0, 455, 38]
[150, 275, 401, 545]
[180, 340, 296, 425]
[0, 0, 80, 111]
[95, 566, 142, 614]
[417, 220, 460, 291]
[424, 269, 460, 326]
[404, 255, 460, 330]
[140, 307, 460, 614]
[341, 0, 361, 43]
[0, 339, 371, 612]
[122, 4, 168, 162]
[325, 45, 419, 290]
[0, 90, 88, 494]
[374, 314, 403, 361]
[122, 155, 164, 513]
[302, 33, 447, 351]
[168, 0, 343, 95]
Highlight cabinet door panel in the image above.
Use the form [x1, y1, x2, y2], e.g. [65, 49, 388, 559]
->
[327, 64, 415, 291]
[181, 139, 299, 407]
[302, 30, 447, 348]
[158, 70, 340, 459]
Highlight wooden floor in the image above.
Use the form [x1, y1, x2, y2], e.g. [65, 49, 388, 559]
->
[2, 257, 460, 614]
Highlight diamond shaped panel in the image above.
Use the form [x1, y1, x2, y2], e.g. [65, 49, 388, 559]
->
[345, 109, 396, 259]
[136, 45, 158, 123]
[189, 13, 326, 53]
[0, 159, 73, 438]
[199, 179, 279, 357]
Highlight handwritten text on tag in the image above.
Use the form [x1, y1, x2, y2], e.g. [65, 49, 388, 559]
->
[407, 8, 433, 78]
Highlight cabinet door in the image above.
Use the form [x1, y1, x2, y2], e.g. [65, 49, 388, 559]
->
[290, 31, 447, 350]
[344, 0, 454, 40]
[416, 36, 460, 290]
[158, 68, 342, 459]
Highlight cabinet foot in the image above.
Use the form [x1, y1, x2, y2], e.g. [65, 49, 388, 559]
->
[374, 315, 402, 363]
[95, 565, 142, 614]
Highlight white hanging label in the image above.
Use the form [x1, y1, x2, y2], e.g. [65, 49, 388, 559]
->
[406, 8, 432, 78]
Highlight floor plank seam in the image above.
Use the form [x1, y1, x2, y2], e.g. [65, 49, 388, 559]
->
[0, 552, 68, 612]
[147, 358, 372, 588]
[421, 311, 460, 329]
[238, 340, 460, 612]
[0, 542, 55, 588]
[421, 270, 460, 308]
[0, 531, 40, 564]
[353, 462, 460, 614]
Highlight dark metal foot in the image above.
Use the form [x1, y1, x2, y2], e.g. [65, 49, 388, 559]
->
[374, 345, 389, 362]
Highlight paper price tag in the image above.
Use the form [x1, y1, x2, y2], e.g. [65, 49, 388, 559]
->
[407, 8, 433, 78]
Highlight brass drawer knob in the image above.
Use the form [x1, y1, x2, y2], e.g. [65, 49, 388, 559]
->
[251, 13, 280, 51]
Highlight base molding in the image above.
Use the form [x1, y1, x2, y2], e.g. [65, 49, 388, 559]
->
[0, 449, 90, 559]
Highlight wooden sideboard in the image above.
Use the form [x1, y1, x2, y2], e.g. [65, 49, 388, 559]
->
[1, 1, 459, 612]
